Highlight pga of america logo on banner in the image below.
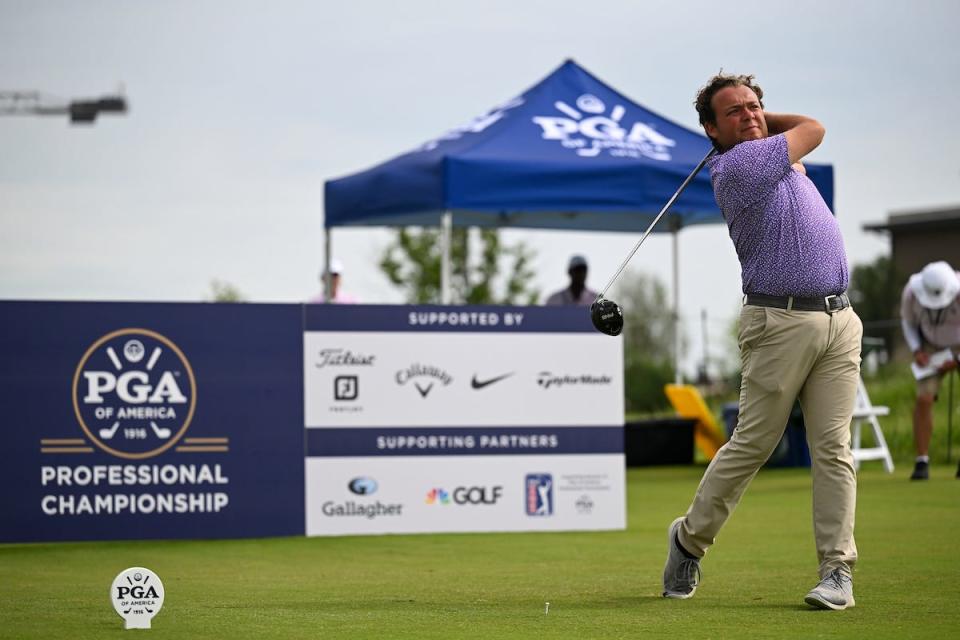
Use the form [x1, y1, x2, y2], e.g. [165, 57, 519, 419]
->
[72, 328, 197, 459]
[37, 328, 231, 519]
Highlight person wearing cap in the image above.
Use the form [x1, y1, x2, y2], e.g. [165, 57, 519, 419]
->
[308, 258, 359, 304]
[544, 255, 597, 306]
[900, 260, 960, 480]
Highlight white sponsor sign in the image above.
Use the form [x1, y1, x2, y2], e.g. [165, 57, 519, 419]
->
[305, 454, 625, 536]
[304, 332, 623, 427]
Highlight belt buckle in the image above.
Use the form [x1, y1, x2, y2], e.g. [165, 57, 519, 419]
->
[824, 294, 840, 313]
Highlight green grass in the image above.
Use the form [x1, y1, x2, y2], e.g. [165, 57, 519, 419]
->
[863, 365, 960, 463]
[3, 465, 959, 639]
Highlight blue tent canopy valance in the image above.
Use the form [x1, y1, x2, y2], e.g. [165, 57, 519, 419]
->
[324, 59, 834, 232]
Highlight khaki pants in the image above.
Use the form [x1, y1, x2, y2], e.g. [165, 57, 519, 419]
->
[677, 305, 863, 578]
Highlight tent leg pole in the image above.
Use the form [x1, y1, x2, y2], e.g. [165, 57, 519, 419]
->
[441, 212, 452, 304]
[673, 229, 682, 385]
[324, 229, 332, 304]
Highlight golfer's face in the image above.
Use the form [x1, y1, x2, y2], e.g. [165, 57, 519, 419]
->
[705, 85, 767, 150]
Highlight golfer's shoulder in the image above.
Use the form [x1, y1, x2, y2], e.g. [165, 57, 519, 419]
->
[715, 136, 787, 174]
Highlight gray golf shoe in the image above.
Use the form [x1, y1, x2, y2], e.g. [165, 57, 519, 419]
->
[804, 568, 855, 610]
[662, 517, 701, 599]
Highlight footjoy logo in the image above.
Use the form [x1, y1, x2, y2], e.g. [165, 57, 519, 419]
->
[532, 94, 676, 161]
[396, 363, 453, 398]
[72, 329, 196, 459]
[348, 477, 378, 496]
[525, 474, 553, 516]
[536, 372, 612, 389]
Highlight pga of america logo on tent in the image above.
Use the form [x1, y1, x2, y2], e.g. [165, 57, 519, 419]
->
[532, 93, 676, 161]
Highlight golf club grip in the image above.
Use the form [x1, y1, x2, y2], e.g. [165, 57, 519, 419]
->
[596, 148, 715, 301]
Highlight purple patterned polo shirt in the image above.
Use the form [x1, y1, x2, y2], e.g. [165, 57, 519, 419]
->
[708, 134, 848, 297]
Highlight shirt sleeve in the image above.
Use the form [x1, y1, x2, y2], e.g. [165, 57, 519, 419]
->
[713, 134, 791, 208]
[900, 285, 922, 352]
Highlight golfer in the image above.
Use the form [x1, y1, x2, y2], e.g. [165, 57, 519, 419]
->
[662, 73, 862, 610]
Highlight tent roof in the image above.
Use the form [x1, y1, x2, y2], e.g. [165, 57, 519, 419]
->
[324, 59, 834, 231]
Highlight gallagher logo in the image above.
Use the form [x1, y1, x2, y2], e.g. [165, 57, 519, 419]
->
[532, 93, 676, 161]
[348, 477, 378, 496]
[72, 329, 197, 459]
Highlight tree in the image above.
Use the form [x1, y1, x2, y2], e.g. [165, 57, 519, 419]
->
[379, 227, 539, 304]
[207, 279, 246, 302]
[848, 255, 904, 352]
[613, 270, 682, 413]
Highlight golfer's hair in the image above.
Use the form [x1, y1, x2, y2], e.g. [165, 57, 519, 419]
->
[694, 72, 764, 126]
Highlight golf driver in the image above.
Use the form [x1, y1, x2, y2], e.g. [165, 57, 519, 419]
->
[590, 148, 716, 336]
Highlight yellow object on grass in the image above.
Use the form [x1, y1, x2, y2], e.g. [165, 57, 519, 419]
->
[664, 384, 727, 460]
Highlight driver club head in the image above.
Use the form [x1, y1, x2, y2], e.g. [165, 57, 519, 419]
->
[590, 298, 624, 336]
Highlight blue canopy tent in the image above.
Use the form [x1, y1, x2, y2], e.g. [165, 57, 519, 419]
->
[324, 59, 834, 378]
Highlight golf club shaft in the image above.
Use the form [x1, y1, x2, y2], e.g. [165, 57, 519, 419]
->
[596, 148, 715, 301]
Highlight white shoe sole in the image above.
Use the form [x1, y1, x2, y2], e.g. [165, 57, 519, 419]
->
[804, 593, 855, 610]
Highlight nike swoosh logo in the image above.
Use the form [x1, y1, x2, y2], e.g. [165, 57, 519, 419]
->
[471, 372, 514, 389]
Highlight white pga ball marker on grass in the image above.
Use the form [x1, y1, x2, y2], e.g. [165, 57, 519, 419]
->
[110, 567, 165, 629]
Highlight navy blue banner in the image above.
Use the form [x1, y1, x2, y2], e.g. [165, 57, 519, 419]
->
[305, 426, 623, 456]
[304, 304, 595, 333]
[0, 301, 305, 543]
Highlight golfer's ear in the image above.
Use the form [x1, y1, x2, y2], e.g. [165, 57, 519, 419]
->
[703, 122, 717, 142]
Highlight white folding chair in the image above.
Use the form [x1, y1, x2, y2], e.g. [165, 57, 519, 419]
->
[850, 377, 894, 473]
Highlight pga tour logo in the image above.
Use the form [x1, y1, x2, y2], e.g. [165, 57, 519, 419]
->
[532, 94, 676, 160]
[72, 328, 197, 459]
[525, 473, 553, 516]
[110, 567, 165, 629]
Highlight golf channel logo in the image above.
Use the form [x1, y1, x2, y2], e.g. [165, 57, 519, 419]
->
[532, 94, 676, 161]
[525, 474, 553, 516]
[110, 567, 164, 629]
[426, 486, 503, 506]
[73, 328, 196, 459]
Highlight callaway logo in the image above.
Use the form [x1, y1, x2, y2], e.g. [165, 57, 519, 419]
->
[395, 363, 453, 398]
[532, 93, 676, 161]
[470, 372, 514, 390]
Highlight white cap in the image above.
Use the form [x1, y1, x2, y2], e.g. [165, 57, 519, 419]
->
[910, 261, 959, 309]
[321, 258, 344, 278]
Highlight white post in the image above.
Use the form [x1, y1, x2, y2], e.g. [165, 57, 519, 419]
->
[672, 228, 682, 384]
[323, 229, 332, 304]
[441, 211, 452, 304]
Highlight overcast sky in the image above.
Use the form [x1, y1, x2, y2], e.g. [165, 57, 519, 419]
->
[2, 0, 958, 374]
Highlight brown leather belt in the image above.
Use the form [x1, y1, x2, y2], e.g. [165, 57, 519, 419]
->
[745, 292, 851, 313]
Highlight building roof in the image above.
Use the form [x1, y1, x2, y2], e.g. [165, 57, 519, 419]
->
[863, 205, 960, 232]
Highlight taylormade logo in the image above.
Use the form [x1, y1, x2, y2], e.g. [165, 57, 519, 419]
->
[532, 93, 676, 160]
[537, 372, 612, 389]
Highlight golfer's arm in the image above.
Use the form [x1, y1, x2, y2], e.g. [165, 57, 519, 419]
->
[765, 112, 825, 164]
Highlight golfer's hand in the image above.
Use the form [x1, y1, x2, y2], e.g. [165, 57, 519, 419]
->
[914, 351, 930, 367]
[792, 162, 806, 175]
[939, 359, 958, 373]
